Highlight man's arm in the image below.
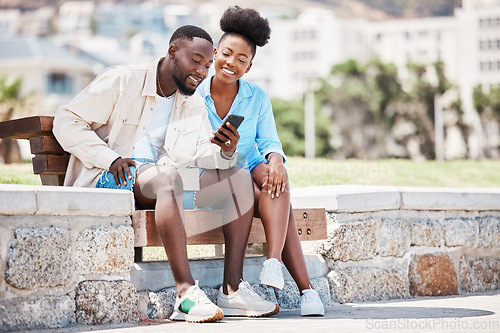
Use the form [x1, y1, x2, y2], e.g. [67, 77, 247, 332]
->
[53, 67, 124, 171]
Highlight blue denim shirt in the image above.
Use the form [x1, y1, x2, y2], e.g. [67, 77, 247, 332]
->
[198, 76, 286, 171]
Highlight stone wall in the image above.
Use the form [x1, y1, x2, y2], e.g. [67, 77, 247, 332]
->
[292, 185, 500, 304]
[1, 184, 499, 330]
[0, 185, 138, 331]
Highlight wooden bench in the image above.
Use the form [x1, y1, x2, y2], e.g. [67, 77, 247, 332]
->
[0, 116, 328, 262]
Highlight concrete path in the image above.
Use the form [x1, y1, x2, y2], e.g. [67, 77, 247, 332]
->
[35, 292, 500, 333]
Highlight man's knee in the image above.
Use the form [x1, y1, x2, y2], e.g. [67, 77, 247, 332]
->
[136, 165, 183, 199]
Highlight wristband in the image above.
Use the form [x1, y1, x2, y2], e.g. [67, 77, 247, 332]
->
[221, 151, 234, 160]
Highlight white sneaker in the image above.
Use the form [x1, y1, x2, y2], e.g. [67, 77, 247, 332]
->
[170, 281, 224, 322]
[300, 288, 325, 316]
[259, 258, 284, 289]
[217, 281, 279, 317]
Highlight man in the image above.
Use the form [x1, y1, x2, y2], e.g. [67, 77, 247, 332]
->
[53, 25, 278, 323]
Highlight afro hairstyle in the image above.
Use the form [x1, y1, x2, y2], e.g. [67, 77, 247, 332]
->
[219, 6, 271, 57]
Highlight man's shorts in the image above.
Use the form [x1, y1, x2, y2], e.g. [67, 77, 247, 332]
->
[95, 158, 196, 209]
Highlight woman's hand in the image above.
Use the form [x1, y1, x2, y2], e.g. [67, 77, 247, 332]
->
[262, 153, 286, 199]
[210, 121, 240, 155]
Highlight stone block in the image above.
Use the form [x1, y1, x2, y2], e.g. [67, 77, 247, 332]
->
[443, 218, 477, 247]
[460, 256, 500, 292]
[327, 267, 409, 303]
[317, 218, 377, 261]
[75, 280, 139, 325]
[251, 283, 278, 305]
[409, 253, 459, 296]
[410, 218, 443, 247]
[35, 186, 134, 216]
[0, 296, 75, 331]
[147, 287, 177, 320]
[275, 281, 301, 309]
[377, 218, 409, 257]
[291, 185, 401, 212]
[0, 184, 37, 215]
[5, 227, 72, 289]
[477, 216, 500, 248]
[76, 225, 134, 275]
[401, 187, 500, 211]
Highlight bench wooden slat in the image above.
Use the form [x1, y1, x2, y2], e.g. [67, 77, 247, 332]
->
[32, 155, 70, 175]
[132, 208, 327, 247]
[30, 136, 67, 155]
[0, 116, 54, 140]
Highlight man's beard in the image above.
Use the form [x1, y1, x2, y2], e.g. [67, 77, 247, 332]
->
[173, 74, 196, 96]
[172, 58, 197, 96]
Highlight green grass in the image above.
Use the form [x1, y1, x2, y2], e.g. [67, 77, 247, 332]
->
[0, 163, 41, 185]
[286, 157, 500, 188]
[1, 159, 500, 188]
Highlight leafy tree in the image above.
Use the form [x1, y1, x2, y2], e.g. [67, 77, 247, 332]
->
[0, 75, 35, 163]
[271, 95, 332, 157]
[271, 99, 305, 157]
[473, 84, 488, 115]
[313, 58, 459, 160]
[472, 84, 500, 121]
[370, 59, 403, 126]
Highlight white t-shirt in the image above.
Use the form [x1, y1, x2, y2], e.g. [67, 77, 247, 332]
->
[132, 93, 175, 161]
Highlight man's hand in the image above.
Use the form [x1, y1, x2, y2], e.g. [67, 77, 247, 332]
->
[210, 121, 240, 155]
[109, 157, 137, 187]
[262, 153, 286, 199]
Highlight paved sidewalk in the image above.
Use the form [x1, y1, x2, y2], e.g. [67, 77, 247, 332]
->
[36, 292, 499, 333]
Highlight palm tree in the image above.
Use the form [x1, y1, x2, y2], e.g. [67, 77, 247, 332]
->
[0, 75, 32, 163]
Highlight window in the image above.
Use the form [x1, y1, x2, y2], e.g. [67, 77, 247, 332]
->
[46, 73, 73, 95]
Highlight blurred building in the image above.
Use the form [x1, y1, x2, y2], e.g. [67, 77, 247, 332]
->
[0, 9, 20, 37]
[366, 16, 458, 88]
[242, 7, 341, 100]
[455, 0, 500, 158]
[0, 37, 96, 114]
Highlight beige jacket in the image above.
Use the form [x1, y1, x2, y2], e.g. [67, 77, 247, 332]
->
[53, 57, 236, 190]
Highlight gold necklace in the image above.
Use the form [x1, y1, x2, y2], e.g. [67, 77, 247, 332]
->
[156, 67, 167, 97]
[157, 58, 173, 98]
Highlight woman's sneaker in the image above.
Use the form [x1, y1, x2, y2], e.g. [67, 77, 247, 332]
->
[170, 281, 224, 323]
[217, 281, 279, 317]
[259, 258, 284, 289]
[300, 288, 325, 316]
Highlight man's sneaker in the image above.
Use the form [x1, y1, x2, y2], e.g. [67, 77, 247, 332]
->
[259, 258, 284, 289]
[300, 288, 325, 316]
[170, 281, 224, 323]
[217, 281, 279, 317]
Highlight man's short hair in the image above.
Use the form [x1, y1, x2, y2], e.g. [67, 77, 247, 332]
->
[169, 25, 213, 45]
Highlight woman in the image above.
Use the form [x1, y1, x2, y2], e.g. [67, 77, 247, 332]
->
[198, 6, 324, 316]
